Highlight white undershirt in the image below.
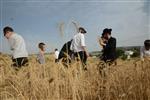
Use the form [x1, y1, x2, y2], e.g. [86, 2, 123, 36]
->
[70, 32, 86, 52]
[54, 51, 59, 59]
[140, 46, 150, 60]
[8, 33, 28, 59]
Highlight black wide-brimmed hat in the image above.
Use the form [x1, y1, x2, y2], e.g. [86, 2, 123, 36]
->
[79, 27, 87, 33]
[102, 28, 112, 35]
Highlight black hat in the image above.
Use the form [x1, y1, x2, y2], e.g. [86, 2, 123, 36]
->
[144, 39, 150, 47]
[79, 27, 87, 33]
[102, 28, 112, 35]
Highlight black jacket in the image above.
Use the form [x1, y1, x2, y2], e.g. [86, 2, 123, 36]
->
[58, 40, 73, 60]
[103, 37, 117, 61]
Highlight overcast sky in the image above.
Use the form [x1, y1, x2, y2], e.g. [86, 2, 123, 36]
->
[0, 0, 150, 54]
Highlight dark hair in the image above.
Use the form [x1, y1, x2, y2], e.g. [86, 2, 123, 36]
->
[144, 39, 150, 50]
[102, 28, 112, 35]
[79, 27, 87, 33]
[101, 32, 105, 38]
[3, 26, 14, 36]
[55, 48, 58, 51]
[38, 42, 45, 51]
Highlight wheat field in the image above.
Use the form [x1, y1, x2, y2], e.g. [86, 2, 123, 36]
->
[0, 53, 150, 100]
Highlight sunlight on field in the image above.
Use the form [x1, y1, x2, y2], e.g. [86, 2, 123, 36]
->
[0, 54, 150, 100]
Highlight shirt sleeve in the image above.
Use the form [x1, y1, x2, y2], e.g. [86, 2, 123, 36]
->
[140, 46, 144, 60]
[11, 35, 22, 51]
[8, 38, 15, 51]
[80, 34, 86, 47]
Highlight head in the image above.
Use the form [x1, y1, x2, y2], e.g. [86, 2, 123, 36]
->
[3, 26, 14, 39]
[78, 27, 87, 34]
[144, 39, 150, 50]
[38, 42, 46, 51]
[102, 28, 112, 40]
[55, 48, 58, 51]
[101, 32, 106, 40]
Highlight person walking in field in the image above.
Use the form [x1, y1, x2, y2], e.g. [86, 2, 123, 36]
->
[54, 48, 59, 63]
[70, 27, 89, 70]
[58, 39, 73, 61]
[100, 28, 117, 63]
[37, 42, 46, 64]
[140, 39, 150, 61]
[3, 26, 28, 67]
[58, 39, 73, 66]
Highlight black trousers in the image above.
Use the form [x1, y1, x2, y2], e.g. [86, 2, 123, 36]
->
[55, 59, 59, 63]
[101, 54, 117, 63]
[12, 57, 28, 67]
[74, 51, 87, 65]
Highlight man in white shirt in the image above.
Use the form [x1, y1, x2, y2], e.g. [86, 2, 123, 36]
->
[54, 48, 59, 63]
[3, 26, 28, 67]
[140, 39, 150, 61]
[70, 27, 89, 70]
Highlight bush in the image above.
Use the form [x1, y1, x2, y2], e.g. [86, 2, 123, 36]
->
[131, 48, 140, 58]
[121, 54, 127, 60]
[131, 51, 140, 58]
[116, 48, 124, 58]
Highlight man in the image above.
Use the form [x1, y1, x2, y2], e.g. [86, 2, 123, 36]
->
[140, 39, 150, 61]
[54, 48, 59, 63]
[58, 39, 73, 63]
[102, 28, 117, 63]
[3, 26, 28, 67]
[70, 27, 89, 70]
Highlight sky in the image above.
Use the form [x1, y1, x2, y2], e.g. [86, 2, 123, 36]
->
[0, 0, 150, 54]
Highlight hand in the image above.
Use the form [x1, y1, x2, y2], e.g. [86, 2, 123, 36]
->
[99, 38, 106, 47]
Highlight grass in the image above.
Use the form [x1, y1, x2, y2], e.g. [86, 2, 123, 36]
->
[0, 54, 150, 100]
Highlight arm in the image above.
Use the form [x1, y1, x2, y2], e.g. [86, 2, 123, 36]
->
[8, 37, 16, 51]
[9, 35, 22, 51]
[81, 34, 89, 57]
[98, 37, 106, 48]
[82, 46, 89, 57]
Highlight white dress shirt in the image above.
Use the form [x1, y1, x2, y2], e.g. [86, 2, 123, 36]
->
[140, 46, 150, 60]
[70, 32, 86, 52]
[8, 33, 28, 59]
